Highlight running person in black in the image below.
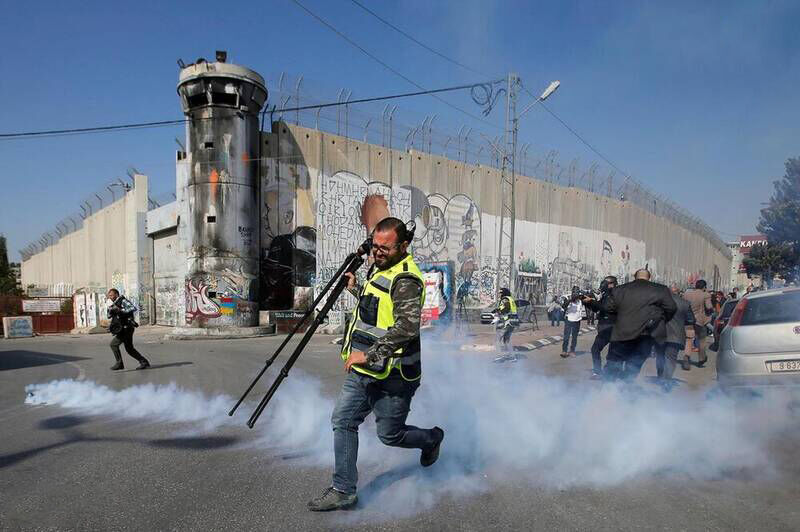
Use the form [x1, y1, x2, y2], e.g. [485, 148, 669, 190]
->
[106, 289, 150, 370]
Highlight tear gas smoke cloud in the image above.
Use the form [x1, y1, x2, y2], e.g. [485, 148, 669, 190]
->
[24, 340, 800, 520]
[24, 372, 334, 449]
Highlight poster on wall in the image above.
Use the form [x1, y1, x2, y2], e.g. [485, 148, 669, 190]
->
[420, 261, 454, 326]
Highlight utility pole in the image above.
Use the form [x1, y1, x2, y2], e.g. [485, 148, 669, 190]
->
[495, 73, 519, 295]
[493, 76, 560, 298]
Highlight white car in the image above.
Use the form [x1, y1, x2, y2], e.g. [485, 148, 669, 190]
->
[716, 287, 800, 389]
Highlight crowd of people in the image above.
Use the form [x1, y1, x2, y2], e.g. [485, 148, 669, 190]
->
[538, 273, 729, 389]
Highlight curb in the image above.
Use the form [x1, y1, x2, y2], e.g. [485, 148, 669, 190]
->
[461, 325, 597, 352]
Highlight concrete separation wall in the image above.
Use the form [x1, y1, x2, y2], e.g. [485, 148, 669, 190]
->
[262, 122, 731, 325]
[21, 123, 731, 332]
[21, 175, 152, 324]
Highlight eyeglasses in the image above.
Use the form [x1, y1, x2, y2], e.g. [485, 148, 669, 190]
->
[372, 242, 402, 255]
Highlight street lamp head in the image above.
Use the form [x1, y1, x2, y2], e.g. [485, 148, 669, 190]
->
[540, 80, 560, 101]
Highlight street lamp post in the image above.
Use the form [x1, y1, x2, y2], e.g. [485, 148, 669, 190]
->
[495, 75, 561, 295]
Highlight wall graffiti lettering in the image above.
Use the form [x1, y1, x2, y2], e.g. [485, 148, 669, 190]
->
[185, 278, 221, 323]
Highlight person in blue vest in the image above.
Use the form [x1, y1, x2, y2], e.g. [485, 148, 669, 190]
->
[308, 217, 444, 512]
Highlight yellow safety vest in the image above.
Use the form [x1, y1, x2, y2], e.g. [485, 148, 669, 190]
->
[341, 254, 425, 381]
[503, 295, 518, 316]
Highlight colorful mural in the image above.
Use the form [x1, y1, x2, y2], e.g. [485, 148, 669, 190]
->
[260, 166, 684, 325]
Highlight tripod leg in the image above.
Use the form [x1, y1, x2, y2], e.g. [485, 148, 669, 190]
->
[229, 253, 358, 416]
[246, 255, 363, 428]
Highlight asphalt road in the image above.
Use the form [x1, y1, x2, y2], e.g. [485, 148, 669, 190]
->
[1, 326, 799, 531]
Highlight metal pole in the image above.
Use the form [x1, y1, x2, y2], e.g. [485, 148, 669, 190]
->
[363, 118, 372, 142]
[388, 105, 397, 190]
[495, 73, 514, 295]
[428, 115, 437, 153]
[381, 104, 389, 146]
[456, 125, 466, 161]
[336, 88, 345, 135]
[509, 75, 518, 290]
[344, 89, 352, 141]
[420, 116, 431, 152]
[295, 75, 303, 125]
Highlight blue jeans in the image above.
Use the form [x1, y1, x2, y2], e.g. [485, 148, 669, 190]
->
[562, 320, 580, 352]
[331, 370, 438, 494]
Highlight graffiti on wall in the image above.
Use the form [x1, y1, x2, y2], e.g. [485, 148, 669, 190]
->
[185, 278, 221, 323]
[405, 191, 482, 308]
[261, 226, 317, 310]
[261, 156, 319, 311]
[184, 268, 257, 325]
[266, 165, 662, 321]
[315, 172, 411, 323]
[154, 278, 182, 326]
[314, 171, 491, 324]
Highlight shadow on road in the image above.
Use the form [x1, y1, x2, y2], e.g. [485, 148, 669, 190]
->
[0, 414, 238, 469]
[149, 436, 237, 450]
[118, 361, 194, 372]
[357, 463, 420, 505]
[0, 351, 89, 372]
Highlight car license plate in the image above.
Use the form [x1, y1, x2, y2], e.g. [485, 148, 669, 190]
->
[769, 360, 800, 372]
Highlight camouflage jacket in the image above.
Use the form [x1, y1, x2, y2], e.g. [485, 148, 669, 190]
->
[348, 277, 422, 365]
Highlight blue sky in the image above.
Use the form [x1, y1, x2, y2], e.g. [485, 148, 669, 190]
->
[2, 0, 799, 261]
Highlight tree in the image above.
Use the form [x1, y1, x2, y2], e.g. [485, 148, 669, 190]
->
[742, 241, 799, 287]
[757, 157, 800, 248]
[0, 236, 22, 295]
[0, 234, 9, 278]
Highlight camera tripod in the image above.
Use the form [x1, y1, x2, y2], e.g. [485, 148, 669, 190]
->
[229, 240, 370, 428]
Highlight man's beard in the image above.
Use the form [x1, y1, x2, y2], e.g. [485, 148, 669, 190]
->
[375, 251, 405, 270]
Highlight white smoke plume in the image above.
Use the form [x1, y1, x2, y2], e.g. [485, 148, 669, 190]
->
[24, 371, 335, 451]
[24, 341, 800, 520]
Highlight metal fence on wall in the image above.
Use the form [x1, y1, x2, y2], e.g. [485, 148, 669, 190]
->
[21, 70, 730, 262]
[264, 71, 729, 258]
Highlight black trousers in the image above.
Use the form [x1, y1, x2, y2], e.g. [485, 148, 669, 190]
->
[590, 327, 612, 372]
[605, 336, 654, 381]
[110, 328, 146, 364]
[655, 342, 683, 379]
[562, 320, 580, 353]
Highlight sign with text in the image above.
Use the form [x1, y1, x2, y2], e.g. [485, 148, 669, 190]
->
[739, 235, 767, 254]
[3, 316, 33, 338]
[22, 299, 62, 313]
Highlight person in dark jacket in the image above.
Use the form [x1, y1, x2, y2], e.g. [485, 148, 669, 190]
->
[106, 289, 150, 371]
[602, 269, 677, 381]
[582, 276, 617, 379]
[654, 284, 695, 387]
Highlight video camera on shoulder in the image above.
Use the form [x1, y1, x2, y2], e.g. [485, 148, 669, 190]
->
[570, 287, 592, 301]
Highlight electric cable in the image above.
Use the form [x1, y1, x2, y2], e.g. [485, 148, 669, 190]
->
[0, 80, 499, 141]
[348, 0, 492, 78]
[289, 0, 501, 130]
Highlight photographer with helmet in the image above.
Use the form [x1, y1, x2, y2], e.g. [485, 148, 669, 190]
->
[581, 276, 618, 379]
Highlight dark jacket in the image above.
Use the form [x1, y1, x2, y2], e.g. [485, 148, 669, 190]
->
[603, 279, 677, 343]
[583, 292, 616, 331]
[108, 296, 138, 335]
[665, 293, 693, 345]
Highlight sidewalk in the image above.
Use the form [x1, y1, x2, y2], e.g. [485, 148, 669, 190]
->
[451, 321, 597, 352]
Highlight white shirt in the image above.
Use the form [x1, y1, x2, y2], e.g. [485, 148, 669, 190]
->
[565, 300, 584, 322]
